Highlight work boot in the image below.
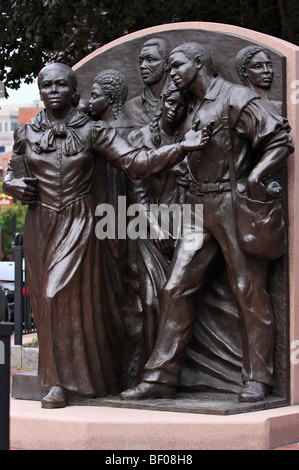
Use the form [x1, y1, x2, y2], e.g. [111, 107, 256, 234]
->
[120, 381, 175, 400]
[238, 380, 268, 402]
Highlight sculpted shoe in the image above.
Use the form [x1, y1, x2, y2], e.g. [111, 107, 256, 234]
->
[120, 381, 176, 400]
[41, 385, 68, 409]
[238, 381, 268, 402]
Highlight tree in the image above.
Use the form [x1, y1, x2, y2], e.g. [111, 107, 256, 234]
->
[0, 202, 27, 258]
[0, 0, 298, 92]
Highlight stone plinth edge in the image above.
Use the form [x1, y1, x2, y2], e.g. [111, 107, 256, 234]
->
[9, 399, 299, 450]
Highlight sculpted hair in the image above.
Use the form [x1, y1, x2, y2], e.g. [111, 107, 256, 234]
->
[37, 62, 81, 106]
[170, 42, 213, 73]
[142, 37, 169, 60]
[235, 46, 272, 85]
[93, 69, 128, 119]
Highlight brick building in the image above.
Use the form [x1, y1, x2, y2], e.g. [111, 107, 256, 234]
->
[0, 102, 43, 175]
[0, 107, 18, 153]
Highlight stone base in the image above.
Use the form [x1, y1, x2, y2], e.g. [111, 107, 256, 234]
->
[12, 370, 288, 415]
[10, 345, 38, 370]
[10, 372, 299, 450]
[9, 396, 299, 450]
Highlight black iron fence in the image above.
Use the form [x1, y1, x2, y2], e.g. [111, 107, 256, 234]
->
[13, 234, 36, 345]
[0, 321, 14, 450]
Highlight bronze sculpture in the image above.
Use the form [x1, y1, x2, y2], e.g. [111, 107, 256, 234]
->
[4, 62, 212, 408]
[127, 82, 190, 376]
[234, 45, 282, 114]
[89, 69, 133, 137]
[125, 38, 169, 127]
[89, 69, 134, 389]
[120, 42, 294, 403]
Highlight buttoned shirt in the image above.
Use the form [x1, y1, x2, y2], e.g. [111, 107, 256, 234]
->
[125, 87, 160, 128]
[182, 75, 293, 185]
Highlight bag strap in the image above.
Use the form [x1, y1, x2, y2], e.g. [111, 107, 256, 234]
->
[222, 116, 238, 207]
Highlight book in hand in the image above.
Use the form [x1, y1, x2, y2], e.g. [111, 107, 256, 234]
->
[10, 154, 32, 178]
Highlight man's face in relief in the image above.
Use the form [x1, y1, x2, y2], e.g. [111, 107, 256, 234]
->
[139, 44, 167, 86]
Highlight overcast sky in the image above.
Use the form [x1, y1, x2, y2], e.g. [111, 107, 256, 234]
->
[0, 81, 40, 106]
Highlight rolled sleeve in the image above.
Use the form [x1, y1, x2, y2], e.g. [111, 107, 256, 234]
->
[235, 100, 294, 154]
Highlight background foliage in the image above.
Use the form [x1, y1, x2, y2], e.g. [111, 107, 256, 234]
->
[0, 200, 27, 257]
[0, 0, 298, 92]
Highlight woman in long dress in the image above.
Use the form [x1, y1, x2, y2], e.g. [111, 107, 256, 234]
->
[5, 64, 126, 408]
[127, 83, 189, 378]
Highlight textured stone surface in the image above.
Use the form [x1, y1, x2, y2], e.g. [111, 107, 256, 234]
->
[10, 398, 299, 450]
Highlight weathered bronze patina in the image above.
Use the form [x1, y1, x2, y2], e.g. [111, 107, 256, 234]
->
[7, 25, 295, 413]
[4, 62, 211, 409]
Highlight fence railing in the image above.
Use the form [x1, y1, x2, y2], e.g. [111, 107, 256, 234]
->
[13, 234, 36, 346]
[0, 321, 14, 450]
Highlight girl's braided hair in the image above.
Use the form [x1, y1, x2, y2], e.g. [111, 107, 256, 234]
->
[93, 69, 128, 119]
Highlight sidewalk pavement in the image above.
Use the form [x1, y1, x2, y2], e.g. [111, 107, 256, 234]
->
[276, 443, 299, 450]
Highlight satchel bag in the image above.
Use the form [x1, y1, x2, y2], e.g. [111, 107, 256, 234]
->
[223, 117, 286, 260]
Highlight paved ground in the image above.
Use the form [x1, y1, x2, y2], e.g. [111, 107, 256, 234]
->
[275, 443, 299, 450]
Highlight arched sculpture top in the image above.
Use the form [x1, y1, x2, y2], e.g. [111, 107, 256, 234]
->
[72, 22, 299, 409]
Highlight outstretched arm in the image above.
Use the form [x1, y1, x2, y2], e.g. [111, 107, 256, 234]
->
[93, 121, 214, 180]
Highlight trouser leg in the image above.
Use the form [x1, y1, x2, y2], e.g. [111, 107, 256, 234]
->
[223, 250, 274, 386]
[142, 231, 218, 386]
[142, 192, 274, 389]
[211, 202, 274, 386]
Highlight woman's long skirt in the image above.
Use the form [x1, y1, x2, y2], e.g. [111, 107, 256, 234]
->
[24, 197, 124, 397]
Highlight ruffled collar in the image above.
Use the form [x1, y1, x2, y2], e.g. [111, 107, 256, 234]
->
[30, 108, 90, 156]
